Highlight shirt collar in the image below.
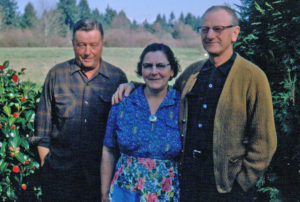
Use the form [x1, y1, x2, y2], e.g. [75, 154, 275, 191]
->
[70, 58, 110, 78]
[203, 52, 236, 76]
[129, 85, 179, 109]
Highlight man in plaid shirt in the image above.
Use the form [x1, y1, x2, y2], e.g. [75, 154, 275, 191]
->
[34, 18, 127, 201]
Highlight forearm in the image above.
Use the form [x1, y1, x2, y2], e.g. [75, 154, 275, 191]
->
[37, 146, 50, 166]
[101, 146, 116, 199]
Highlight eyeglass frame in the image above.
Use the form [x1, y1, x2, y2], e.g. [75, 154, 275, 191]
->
[142, 62, 170, 71]
[197, 25, 235, 34]
[141, 63, 170, 71]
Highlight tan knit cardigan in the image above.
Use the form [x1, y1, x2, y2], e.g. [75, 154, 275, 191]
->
[174, 53, 277, 193]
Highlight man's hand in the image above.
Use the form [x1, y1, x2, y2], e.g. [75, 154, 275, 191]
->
[37, 146, 50, 167]
[112, 82, 135, 105]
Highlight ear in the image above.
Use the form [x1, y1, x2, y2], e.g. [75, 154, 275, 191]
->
[101, 39, 105, 47]
[232, 26, 240, 42]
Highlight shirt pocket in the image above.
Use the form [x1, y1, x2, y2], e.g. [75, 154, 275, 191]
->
[54, 94, 75, 118]
[97, 94, 111, 119]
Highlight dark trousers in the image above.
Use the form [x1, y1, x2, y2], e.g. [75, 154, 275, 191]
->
[180, 157, 254, 202]
[41, 161, 100, 202]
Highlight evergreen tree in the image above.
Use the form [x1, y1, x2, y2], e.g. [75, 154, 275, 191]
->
[168, 12, 176, 28]
[130, 19, 138, 30]
[143, 19, 155, 34]
[0, 0, 19, 27]
[236, 0, 300, 200]
[104, 6, 117, 26]
[184, 12, 197, 31]
[78, 0, 91, 19]
[57, 0, 79, 29]
[21, 2, 37, 29]
[179, 12, 185, 23]
[91, 8, 107, 29]
[154, 14, 168, 32]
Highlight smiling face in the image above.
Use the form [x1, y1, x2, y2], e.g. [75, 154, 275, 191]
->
[142, 51, 174, 93]
[72, 29, 104, 70]
[201, 9, 240, 58]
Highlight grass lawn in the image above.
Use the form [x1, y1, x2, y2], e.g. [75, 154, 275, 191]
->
[0, 47, 206, 87]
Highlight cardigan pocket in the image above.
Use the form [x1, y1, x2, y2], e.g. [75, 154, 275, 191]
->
[227, 155, 243, 183]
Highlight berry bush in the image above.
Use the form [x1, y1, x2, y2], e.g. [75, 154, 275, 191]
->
[0, 61, 41, 201]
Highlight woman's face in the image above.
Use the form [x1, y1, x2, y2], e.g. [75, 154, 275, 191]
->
[142, 51, 174, 93]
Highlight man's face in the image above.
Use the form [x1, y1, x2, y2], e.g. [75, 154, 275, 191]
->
[201, 9, 240, 57]
[73, 29, 104, 70]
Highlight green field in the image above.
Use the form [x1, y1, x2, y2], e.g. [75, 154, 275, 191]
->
[0, 47, 206, 86]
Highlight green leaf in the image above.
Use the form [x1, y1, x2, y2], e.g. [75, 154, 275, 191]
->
[0, 141, 7, 155]
[25, 110, 34, 121]
[3, 105, 11, 116]
[20, 137, 30, 150]
[0, 159, 9, 172]
[15, 152, 26, 164]
[9, 135, 21, 148]
[3, 61, 9, 68]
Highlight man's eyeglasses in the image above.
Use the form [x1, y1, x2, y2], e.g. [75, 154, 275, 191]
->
[197, 25, 234, 34]
[142, 63, 170, 71]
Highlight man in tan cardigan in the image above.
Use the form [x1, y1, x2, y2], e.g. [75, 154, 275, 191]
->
[112, 5, 277, 201]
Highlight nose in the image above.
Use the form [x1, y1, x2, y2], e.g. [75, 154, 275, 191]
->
[150, 66, 159, 74]
[84, 45, 91, 55]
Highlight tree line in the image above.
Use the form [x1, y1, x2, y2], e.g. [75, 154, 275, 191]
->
[0, 0, 203, 48]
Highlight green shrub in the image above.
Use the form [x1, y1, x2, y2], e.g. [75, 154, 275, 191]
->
[0, 61, 41, 201]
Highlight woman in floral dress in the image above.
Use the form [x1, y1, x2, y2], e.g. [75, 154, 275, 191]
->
[101, 43, 181, 202]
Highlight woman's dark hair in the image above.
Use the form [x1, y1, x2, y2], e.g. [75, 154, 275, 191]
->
[137, 43, 180, 80]
[72, 18, 104, 40]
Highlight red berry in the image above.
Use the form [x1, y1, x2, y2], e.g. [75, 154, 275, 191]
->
[12, 166, 20, 173]
[9, 147, 13, 151]
[0, 65, 4, 70]
[13, 112, 19, 117]
[21, 184, 27, 190]
[12, 74, 18, 82]
[10, 153, 14, 157]
[11, 125, 16, 129]
[25, 160, 29, 165]
[21, 97, 26, 102]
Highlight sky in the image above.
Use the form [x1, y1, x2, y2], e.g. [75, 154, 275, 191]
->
[16, 0, 241, 23]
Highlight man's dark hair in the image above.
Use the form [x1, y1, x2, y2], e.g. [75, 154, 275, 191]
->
[201, 5, 239, 26]
[72, 18, 104, 40]
[137, 43, 180, 81]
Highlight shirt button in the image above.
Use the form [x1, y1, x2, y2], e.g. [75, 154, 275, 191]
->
[203, 104, 207, 109]
[181, 119, 186, 123]
[198, 123, 203, 128]
[84, 101, 89, 105]
[209, 83, 213, 88]
[84, 119, 87, 123]
[181, 133, 184, 137]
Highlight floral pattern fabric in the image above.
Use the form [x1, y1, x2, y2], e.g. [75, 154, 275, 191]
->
[104, 85, 181, 201]
[110, 154, 180, 202]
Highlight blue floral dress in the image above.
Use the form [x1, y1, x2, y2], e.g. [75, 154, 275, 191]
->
[104, 85, 181, 202]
